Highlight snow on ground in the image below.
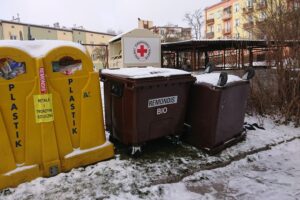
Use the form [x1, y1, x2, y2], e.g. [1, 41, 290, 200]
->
[0, 116, 299, 200]
[131, 139, 300, 200]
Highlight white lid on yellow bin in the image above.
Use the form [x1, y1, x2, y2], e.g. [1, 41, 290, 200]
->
[0, 40, 86, 58]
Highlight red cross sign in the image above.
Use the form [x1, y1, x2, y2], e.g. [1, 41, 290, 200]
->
[137, 45, 148, 57]
[134, 41, 151, 60]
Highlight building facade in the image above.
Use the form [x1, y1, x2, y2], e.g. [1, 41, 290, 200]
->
[138, 19, 192, 42]
[205, 0, 300, 40]
[0, 20, 115, 69]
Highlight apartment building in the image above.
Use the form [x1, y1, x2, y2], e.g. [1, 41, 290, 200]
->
[205, 0, 299, 40]
[0, 20, 115, 69]
[138, 19, 192, 42]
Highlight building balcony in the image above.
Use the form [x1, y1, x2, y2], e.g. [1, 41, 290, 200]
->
[243, 6, 254, 14]
[206, 32, 215, 39]
[243, 21, 254, 29]
[256, 2, 267, 10]
[206, 18, 215, 25]
[222, 28, 232, 35]
[223, 13, 232, 21]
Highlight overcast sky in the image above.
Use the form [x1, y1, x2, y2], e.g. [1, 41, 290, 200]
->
[0, 0, 219, 33]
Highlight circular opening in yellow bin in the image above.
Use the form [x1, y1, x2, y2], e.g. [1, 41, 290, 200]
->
[52, 56, 82, 75]
[0, 58, 26, 80]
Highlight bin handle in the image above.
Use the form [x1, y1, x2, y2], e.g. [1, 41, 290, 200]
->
[111, 82, 124, 98]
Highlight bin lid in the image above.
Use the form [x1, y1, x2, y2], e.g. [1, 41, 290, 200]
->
[194, 72, 242, 86]
[102, 67, 191, 79]
[0, 40, 86, 58]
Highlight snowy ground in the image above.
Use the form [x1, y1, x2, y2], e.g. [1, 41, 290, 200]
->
[0, 116, 299, 200]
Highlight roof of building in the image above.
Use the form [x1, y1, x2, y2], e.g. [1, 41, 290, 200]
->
[109, 28, 160, 43]
[162, 39, 269, 51]
[149, 26, 192, 29]
[205, 0, 233, 11]
[0, 20, 72, 32]
[72, 28, 116, 36]
[0, 19, 116, 36]
[162, 39, 300, 51]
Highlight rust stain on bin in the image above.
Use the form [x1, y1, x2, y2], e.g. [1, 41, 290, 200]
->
[185, 81, 250, 149]
[102, 73, 195, 145]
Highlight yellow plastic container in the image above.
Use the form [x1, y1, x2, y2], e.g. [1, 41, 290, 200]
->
[0, 41, 114, 189]
[43, 45, 114, 172]
[0, 45, 61, 190]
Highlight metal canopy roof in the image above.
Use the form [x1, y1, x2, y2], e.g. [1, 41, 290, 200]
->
[162, 39, 269, 51]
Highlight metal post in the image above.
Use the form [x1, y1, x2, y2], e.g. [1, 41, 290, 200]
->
[241, 49, 244, 68]
[205, 51, 209, 67]
[176, 51, 179, 68]
[223, 49, 226, 69]
[249, 48, 253, 68]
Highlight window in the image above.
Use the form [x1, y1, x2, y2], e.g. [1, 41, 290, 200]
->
[259, 12, 267, 21]
[259, 0, 267, 6]
[224, 21, 231, 32]
[247, 31, 253, 39]
[19, 31, 23, 40]
[10, 35, 17, 40]
[247, 0, 253, 8]
[160, 29, 165, 35]
[224, 7, 232, 15]
[11, 26, 15, 28]
[235, 19, 240, 27]
[208, 25, 214, 33]
[234, 3, 240, 12]
[236, 33, 240, 38]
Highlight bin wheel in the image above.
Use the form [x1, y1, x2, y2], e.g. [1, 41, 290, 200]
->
[128, 146, 143, 158]
[169, 135, 182, 145]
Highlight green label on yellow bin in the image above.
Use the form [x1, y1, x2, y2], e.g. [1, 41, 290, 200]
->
[33, 94, 54, 123]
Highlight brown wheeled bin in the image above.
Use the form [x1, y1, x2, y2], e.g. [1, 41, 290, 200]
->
[101, 67, 195, 156]
[184, 72, 252, 154]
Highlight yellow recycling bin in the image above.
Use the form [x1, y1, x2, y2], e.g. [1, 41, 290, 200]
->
[42, 45, 114, 172]
[0, 40, 114, 189]
[0, 42, 61, 190]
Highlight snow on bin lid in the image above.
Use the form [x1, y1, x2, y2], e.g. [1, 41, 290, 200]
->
[194, 72, 242, 86]
[0, 40, 86, 58]
[102, 67, 191, 79]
